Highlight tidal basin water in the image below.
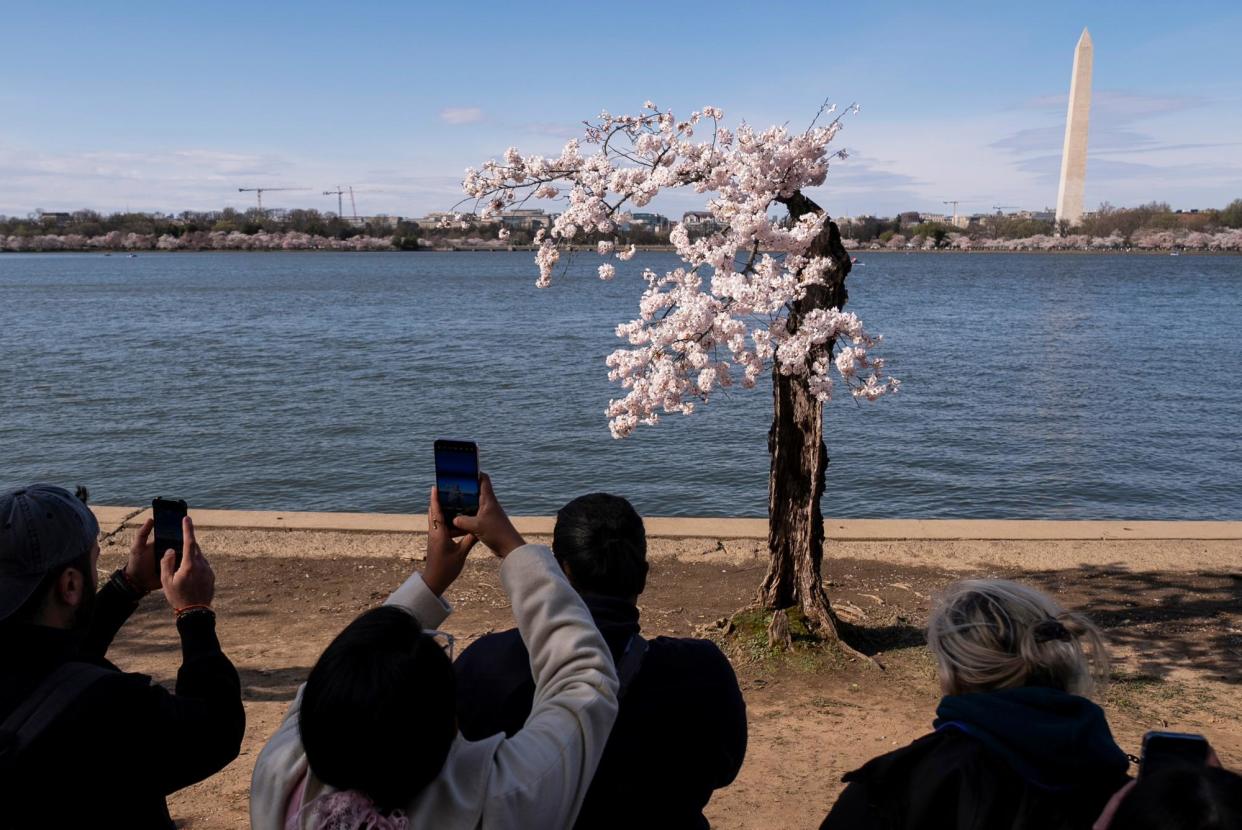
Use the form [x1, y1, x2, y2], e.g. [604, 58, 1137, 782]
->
[2, 251, 1239, 519]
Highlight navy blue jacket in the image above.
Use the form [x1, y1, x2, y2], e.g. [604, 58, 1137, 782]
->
[454, 593, 748, 829]
[821, 687, 1131, 830]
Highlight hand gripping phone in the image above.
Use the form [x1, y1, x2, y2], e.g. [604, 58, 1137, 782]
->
[152, 497, 188, 575]
[434, 440, 480, 531]
[1140, 731, 1210, 778]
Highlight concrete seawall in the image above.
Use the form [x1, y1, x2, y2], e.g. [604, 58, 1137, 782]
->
[91, 505, 1242, 541]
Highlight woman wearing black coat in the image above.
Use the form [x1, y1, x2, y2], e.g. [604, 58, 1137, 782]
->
[821, 580, 1131, 830]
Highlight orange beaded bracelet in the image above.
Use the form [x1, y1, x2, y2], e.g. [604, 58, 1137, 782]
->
[174, 603, 214, 620]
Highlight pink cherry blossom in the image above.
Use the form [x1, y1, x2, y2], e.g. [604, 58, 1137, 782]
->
[460, 102, 899, 437]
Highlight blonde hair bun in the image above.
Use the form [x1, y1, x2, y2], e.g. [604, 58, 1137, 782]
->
[927, 580, 1108, 697]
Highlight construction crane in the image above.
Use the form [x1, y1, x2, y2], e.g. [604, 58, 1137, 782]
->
[237, 187, 307, 212]
[992, 205, 1019, 214]
[942, 200, 962, 226]
[323, 186, 360, 220]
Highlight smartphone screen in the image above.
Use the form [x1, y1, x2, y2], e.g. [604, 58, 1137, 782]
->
[152, 497, 188, 575]
[434, 440, 480, 526]
[1141, 731, 1210, 778]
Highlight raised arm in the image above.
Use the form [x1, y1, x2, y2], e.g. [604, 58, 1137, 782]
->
[484, 545, 619, 829]
[452, 476, 619, 829]
[134, 517, 245, 794]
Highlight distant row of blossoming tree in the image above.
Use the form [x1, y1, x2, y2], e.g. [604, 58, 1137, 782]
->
[0, 230, 397, 252]
[4, 225, 1242, 253]
[851, 227, 1242, 252]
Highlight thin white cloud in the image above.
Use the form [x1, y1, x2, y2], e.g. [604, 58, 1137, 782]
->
[439, 107, 484, 125]
[0, 144, 466, 217]
[974, 86, 1242, 210]
[1023, 90, 1204, 118]
[994, 90, 1215, 156]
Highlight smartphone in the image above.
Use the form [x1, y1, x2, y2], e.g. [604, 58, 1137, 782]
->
[434, 440, 480, 531]
[1140, 731, 1210, 778]
[152, 497, 188, 575]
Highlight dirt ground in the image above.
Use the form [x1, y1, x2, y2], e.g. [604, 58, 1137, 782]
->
[93, 528, 1242, 830]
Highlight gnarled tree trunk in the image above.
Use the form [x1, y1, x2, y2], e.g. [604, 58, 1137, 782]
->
[757, 190, 851, 640]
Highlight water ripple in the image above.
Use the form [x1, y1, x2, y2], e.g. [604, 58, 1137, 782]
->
[1, 251, 1239, 519]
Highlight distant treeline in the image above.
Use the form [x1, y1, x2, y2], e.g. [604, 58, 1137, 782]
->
[847, 228, 1242, 252]
[3, 200, 1241, 253]
[0, 208, 421, 252]
[840, 199, 1242, 249]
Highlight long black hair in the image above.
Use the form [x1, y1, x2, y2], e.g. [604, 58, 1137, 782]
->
[552, 493, 647, 598]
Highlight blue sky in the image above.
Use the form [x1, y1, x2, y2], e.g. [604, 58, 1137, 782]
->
[2, 0, 1240, 219]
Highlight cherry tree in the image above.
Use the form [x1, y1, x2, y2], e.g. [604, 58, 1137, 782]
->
[459, 102, 899, 641]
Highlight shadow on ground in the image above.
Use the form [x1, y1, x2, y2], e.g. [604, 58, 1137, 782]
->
[236, 667, 311, 702]
[1011, 566, 1240, 683]
[841, 620, 926, 657]
[820, 559, 1241, 682]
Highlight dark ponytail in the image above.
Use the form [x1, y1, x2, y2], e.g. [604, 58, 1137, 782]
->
[553, 493, 647, 598]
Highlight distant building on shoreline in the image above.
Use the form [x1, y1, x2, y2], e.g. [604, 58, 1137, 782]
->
[499, 209, 553, 231]
[411, 209, 554, 231]
[918, 212, 972, 229]
[682, 211, 719, 231]
[344, 215, 403, 228]
[411, 211, 459, 228]
[34, 210, 74, 226]
[621, 212, 671, 232]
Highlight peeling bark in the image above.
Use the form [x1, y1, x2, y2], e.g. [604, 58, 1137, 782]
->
[757, 190, 851, 641]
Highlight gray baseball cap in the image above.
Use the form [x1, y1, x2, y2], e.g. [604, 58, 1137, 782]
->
[0, 484, 100, 622]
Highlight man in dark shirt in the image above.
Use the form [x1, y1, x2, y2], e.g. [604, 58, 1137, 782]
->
[0, 484, 245, 828]
[454, 492, 747, 830]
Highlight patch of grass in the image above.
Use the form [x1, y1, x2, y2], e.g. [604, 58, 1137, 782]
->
[722, 607, 859, 674]
[1105, 672, 1169, 713]
[809, 695, 865, 713]
[1104, 671, 1219, 721]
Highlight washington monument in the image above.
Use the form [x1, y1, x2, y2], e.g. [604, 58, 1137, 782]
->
[1055, 28, 1093, 226]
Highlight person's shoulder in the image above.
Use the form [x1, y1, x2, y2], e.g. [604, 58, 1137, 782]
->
[845, 728, 1005, 788]
[641, 635, 741, 694]
[827, 732, 1013, 830]
[453, 627, 529, 684]
[647, 635, 734, 671]
[78, 666, 157, 714]
[648, 634, 729, 659]
[456, 628, 525, 662]
[35, 664, 154, 739]
[52, 661, 149, 699]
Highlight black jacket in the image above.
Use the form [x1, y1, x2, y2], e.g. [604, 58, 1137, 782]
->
[454, 593, 748, 830]
[0, 578, 245, 829]
[820, 687, 1131, 830]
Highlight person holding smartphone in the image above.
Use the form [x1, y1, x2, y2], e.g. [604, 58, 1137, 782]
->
[249, 472, 620, 830]
[1092, 735, 1240, 829]
[0, 485, 245, 828]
